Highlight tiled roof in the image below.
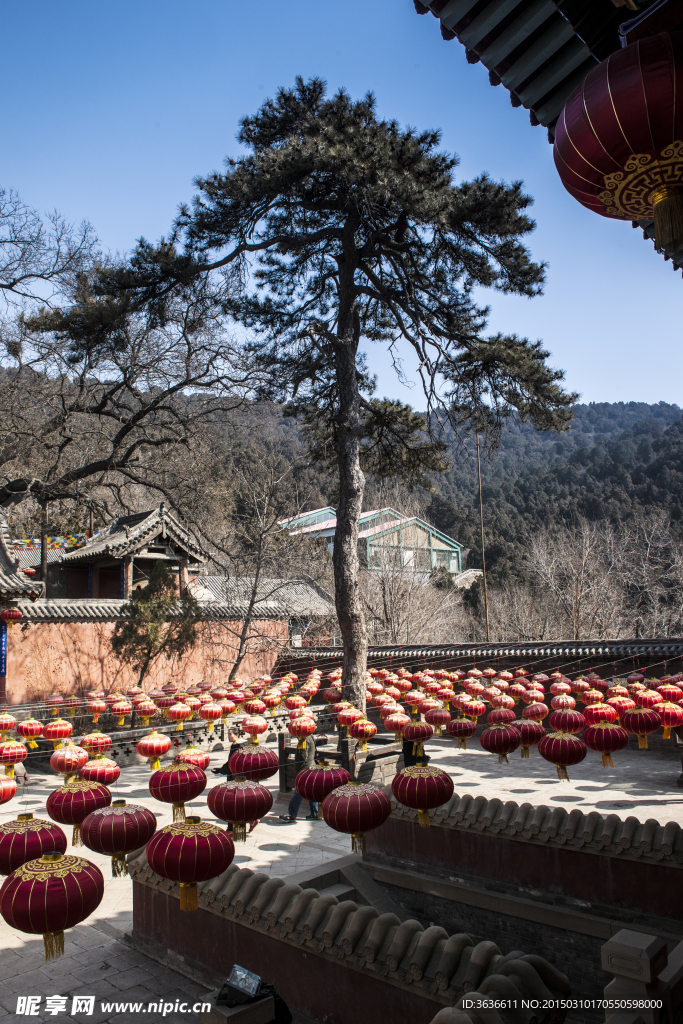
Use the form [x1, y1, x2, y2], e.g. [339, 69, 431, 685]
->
[60, 505, 205, 564]
[0, 516, 44, 600]
[127, 851, 571, 1019]
[190, 576, 335, 619]
[389, 790, 683, 867]
[16, 598, 129, 621]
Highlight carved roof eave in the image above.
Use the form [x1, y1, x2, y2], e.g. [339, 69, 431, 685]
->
[60, 507, 206, 565]
[0, 514, 44, 601]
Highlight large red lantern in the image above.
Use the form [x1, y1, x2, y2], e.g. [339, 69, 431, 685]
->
[167, 702, 192, 732]
[349, 718, 377, 753]
[110, 700, 132, 727]
[50, 742, 89, 783]
[46, 780, 112, 845]
[555, 33, 683, 256]
[446, 718, 476, 749]
[85, 698, 107, 725]
[402, 721, 433, 757]
[479, 724, 521, 764]
[584, 703, 617, 726]
[198, 701, 222, 733]
[548, 710, 585, 735]
[0, 851, 104, 959]
[288, 715, 316, 750]
[0, 739, 27, 777]
[78, 757, 120, 785]
[16, 716, 42, 749]
[655, 701, 683, 739]
[522, 702, 549, 722]
[538, 732, 587, 781]
[79, 731, 112, 758]
[425, 707, 451, 737]
[81, 800, 157, 876]
[391, 766, 454, 827]
[177, 746, 211, 771]
[622, 708, 661, 749]
[295, 764, 351, 818]
[136, 729, 171, 770]
[207, 780, 273, 841]
[242, 715, 269, 745]
[0, 709, 16, 740]
[0, 813, 67, 875]
[43, 718, 72, 751]
[228, 745, 279, 781]
[0, 608, 22, 624]
[0, 776, 17, 805]
[513, 719, 545, 758]
[321, 781, 391, 853]
[584, 722, 629, 768]
[149, 761, 206, 822]
[146, 817, 234, 911]
[384, 711, 411, 742]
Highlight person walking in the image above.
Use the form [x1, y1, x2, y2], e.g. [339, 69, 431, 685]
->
[279, 732, 318, 821]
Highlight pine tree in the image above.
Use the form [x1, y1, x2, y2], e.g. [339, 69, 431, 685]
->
[110, 562, 201, 687]
[47, 78, 577, 707]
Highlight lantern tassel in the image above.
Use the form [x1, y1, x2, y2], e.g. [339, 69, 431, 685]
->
[663, 727, 671, 740]
[207, 722, 214, 734]
[317, 805, 323, 820]
[43, 931, 65, 961]
[72, 825, 82, 846]
[150, 757, 161, 771]
[175, 721, 183, 732]
[351, 832, 366, 854]
[233, 822, 247, 843]
[5, 765, 14, 778]
[417, 809, 430, 828]
[652, 185, 683, 255]
[179, 882, 198, 912]
[498, 754, 509, 764]
[520, 747, 529, 759]
[28, 740, 38, 749]
[111, 854, 128, 878]
[172, 802, 186, 823]
[601, 752, 614, 768]
[458, 738, 467, 750]
[638, 735, 648, 749]
[556, 765, 569, 782]
[297, 738, 306, 750]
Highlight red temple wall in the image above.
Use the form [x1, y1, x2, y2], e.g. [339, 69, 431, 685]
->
[5, 618, 288, 702]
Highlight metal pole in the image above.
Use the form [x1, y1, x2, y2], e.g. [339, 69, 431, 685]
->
[476, 430, 490, 643]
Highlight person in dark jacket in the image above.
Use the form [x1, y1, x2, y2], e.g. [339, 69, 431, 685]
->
[212, 729, 242, 778]
[279, 734, 318, 821]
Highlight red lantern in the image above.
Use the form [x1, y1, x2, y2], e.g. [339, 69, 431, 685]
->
[167, 702, 191, 732]
[295, 764, 351, 818]
[462, 699, 486, 722]
[550, 694, 576, 711]
[508, 683, 526, 703]
[210, 686, 228, 700]
[402, 721, 433, 758]
[606, 685, 630, 700]
[43, 719, 72, 751]
[491, 693, 515, 711]
[425, 707, 451, 737]
[136, 729, 171, 771]
[479, 724, 521, 764]
[582, 689, 604, 706]
[446, 718, 476, 749]
[46, 693, 64, 716]
[349, 718, 377, 753]
[321, 781, 391, 853]
[384, 711, 411, 742]
[555, 33, 683, 256]
[134, 700, 158, 727]
[0, 813, 67, 875]
[242, 715, 268, 745]
[149, 761, 207, 822]
[391, 765, 454, 827]
[61, 696, 81, 718]
[522, 702, 548, 722]
[147, 817, 234, 910]
[636, 689, 664, 710]
[46, 780, 111, 845]
[0, 739, 27, 778]
[288, 715, 316, 750]
[78, 757, 120, 785]
[549, 710, 585, 735]
[656, 683, 683, 703]
[0, 776, 17, 805]
[81, 800, 157, 877]
[110, 700, 132, 727]
[487, 708, 515, 725]
[0, 608, 22, 624]
[207, 780, 273, 841]
[285, 694, 306, 712]
[16, 716, 42, 749]
[0, 709, 16, 740]
[512, 719, 545, 758]
[79, 731, 112, 759]
[50, 742, 89, 783]
[219, 699, 236, 722]
[157, 695, 177, 718]
[228, 745, 279, 781]
[584, 722, 629, 768]
[620, 707, 662, 749]
[607, 696, 636, 722]
[176, 746, 211, 771]
[584, 703, 617, 726]
[85, 698, 107, 725]
[184, 697, 201, 720]
[538, 732, 587, 781]
[161, 683, 178, 695]
[0, 851, 104, 959]
[654, 702, 683, 740]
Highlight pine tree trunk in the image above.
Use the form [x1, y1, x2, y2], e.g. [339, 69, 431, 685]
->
[333, 283, 367, 713]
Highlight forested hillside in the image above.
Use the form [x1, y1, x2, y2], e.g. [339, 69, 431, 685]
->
[422, 402, 683, 581]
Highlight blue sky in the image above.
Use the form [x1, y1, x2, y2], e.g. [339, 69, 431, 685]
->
[3, 0, 681, 407]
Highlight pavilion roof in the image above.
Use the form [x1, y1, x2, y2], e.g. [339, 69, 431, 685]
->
[0, 516, 44, 600]
[60, 505, 205, 565]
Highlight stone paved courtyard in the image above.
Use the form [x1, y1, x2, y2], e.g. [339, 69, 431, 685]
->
[1, 730, 682, 1022]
